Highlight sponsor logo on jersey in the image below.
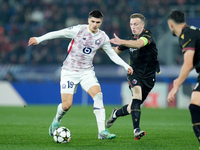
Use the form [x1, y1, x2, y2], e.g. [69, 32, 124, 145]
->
[83, 47, 92, 54]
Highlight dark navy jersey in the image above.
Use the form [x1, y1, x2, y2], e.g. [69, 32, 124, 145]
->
[118, 29, 160, 78]
[179, 25, 200, 73]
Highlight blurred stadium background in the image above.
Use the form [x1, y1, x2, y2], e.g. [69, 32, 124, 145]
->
[0, 0, 200, 108]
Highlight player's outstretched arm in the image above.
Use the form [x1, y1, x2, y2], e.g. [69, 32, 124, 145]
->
[110, 33, 144, 49]
[102, 43, 133, 75]
[28, 27, 76, 46]
[110, 33, 122, 45]
[28, 37, 38, 46]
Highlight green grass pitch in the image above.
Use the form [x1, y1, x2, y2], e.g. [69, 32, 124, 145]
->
[0, 105, 199, 150]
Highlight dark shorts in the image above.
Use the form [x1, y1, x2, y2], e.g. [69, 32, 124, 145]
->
[193, 73, 200, 92]
[127, 72, 156, 102]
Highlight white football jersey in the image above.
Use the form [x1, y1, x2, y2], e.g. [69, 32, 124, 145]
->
[35, 24, 130, 72]
[62, 25, 109, 71]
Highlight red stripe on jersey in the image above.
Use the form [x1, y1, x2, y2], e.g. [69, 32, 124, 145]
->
[147, 38, 150, 44]
[182, 47, 195, 53]
[68, 39, 74, 54]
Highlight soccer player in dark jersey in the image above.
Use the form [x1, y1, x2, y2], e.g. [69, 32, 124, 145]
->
[106, 13, 160, 140]
[167, 10, 200, 147]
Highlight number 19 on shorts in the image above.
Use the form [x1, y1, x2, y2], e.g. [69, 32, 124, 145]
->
[67, 81, 74, 88]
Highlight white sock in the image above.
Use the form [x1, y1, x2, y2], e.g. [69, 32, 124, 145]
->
[93, 92, 105, 133]
[94, 108, 105, 133]
[55, 103, 67, 123]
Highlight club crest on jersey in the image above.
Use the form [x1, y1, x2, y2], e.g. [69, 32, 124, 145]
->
[132, 79, 137, 84]
[95, 38, 103, 46]
[62, 84, 66, 89]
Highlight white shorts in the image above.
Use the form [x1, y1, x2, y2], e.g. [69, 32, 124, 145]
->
[60, 69, 100, 94]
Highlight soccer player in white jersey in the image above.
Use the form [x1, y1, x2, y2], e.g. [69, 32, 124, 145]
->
[28, 10, 133, 139]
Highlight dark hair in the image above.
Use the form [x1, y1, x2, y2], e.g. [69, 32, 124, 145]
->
[168, 10, 185, 24]
[130, 13, 145, 23]
[89, 10, 103, 19]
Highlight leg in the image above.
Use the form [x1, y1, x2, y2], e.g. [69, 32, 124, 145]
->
[80, 70, 115, 139]
[130, 86, 142, 129]
[87, 85, 116, 139]
[49, 93, 73, 136]
[129, 74, 155, 140]
[189, 91, 200, 145]
[55, 93, 73, 122]
[129, 86, 146, 140]
[106, 85, 145, 138]
[106, 85, 142, 130]
[106, 87, 134, 128]
[106, 104, 129, 128]
[87, 85, 105, 133]
[49, 69, 78, 136]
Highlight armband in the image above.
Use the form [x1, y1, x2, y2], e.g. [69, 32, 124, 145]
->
[139, 37, 148, 46]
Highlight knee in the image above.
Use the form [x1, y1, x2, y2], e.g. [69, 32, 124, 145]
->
[62, 101, 72, 111]
[131, 86, 142, 100]
[61, 93, 73, 111]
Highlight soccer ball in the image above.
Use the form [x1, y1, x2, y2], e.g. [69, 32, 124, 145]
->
[53, 127, 71, 143]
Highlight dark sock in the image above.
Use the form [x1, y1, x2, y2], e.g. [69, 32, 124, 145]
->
[131, 99, 142, 129]
[116, 104, 129, 117]
[189, 104, 200, 143]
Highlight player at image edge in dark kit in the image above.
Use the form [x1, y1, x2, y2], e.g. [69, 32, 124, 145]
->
[167, 10, 200, 148]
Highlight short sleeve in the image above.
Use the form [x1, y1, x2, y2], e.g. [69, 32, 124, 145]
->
[141, 30, 153, 44]
[179, 30, 196, 53]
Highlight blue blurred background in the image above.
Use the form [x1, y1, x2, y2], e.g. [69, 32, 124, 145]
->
[0, 0, 200, 107]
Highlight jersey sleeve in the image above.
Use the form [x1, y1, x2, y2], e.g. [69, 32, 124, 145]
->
[117, 45, 129, 51]
[179, 28, 196, 53]
[140, 30, 153, 45]
[101, 35, 130, 71]
[35, 25, 81, 44]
